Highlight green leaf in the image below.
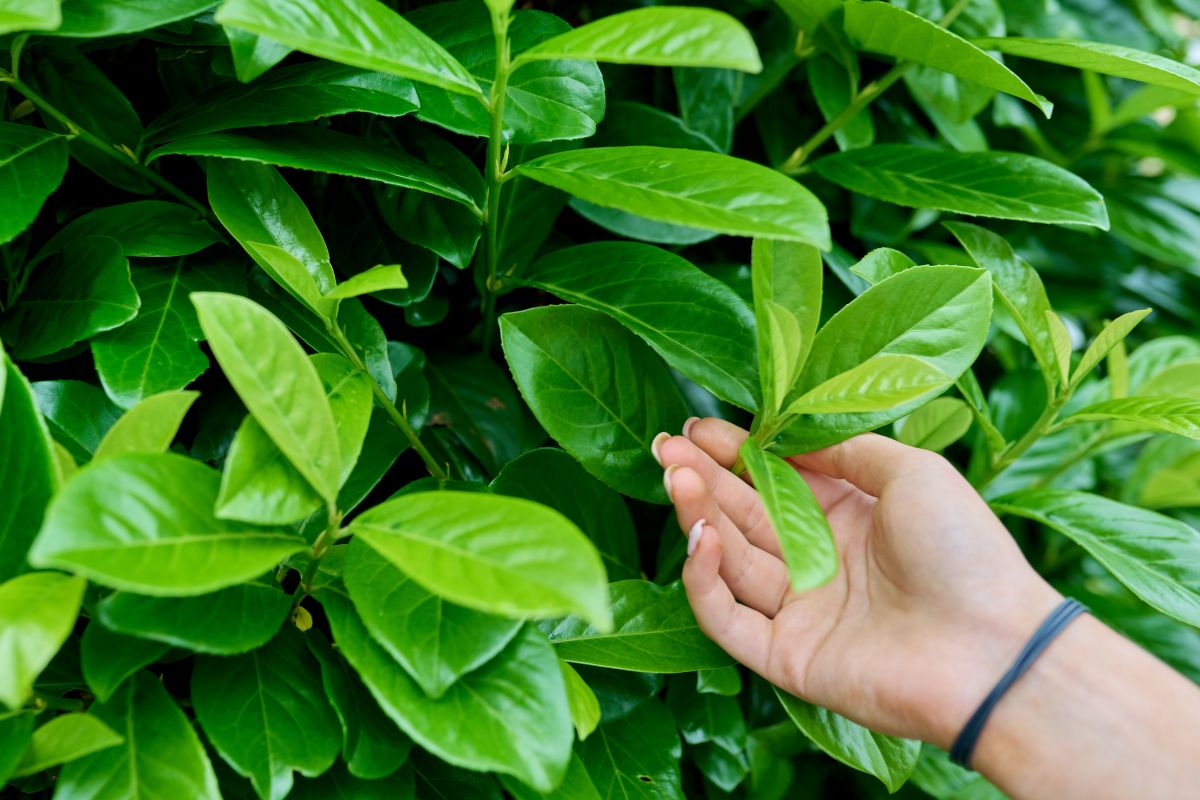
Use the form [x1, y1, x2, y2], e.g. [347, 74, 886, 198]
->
[775, 688, 920, 792]
[777, 266, 992, 452]
[326, 264, 408, 298]
[245, 242, 338, 320]
[0, 123, 66, 246]
[674, 67, 738, 152]
[895, 397, 973, 451]
[144, 62, 419, 145]
[0, 712, 34, 785]
[343, 538, 522, 699]
[787, 355, 951, 415]
[849, 247, 916, 285]
[80, 624, 170, 703]
[843, 0, 1050, 116]
[1061, 396, 1200, 439]
[500, 304, 687, 503]
[753, 239, 823, 418]
[292, 762, 415, 799]
[155, 126, 477, 209]
[0, 355, 59, 582]
[1071, 309, 1152, 388]
[0, 572, 85, 709]
[56, 672, 220, 799]
[514, 7, 762, 72]
[193, 292, 342, 504]
[993, 489, 1200, 628]
[974, 38, 1200, 96]
[541, 580, 733, 673]
[214, 0, 481, 96]
[810, 54, 875, 151]
[37, 201, 221, 259]
[52, 0, 214, 37]
[98, 580, 292, 655]
[491, 448, 640, 582]
[226, 27, 292, 82]
[520, 242, 759, 410]
[349, 490, 611, 629]
[193, 627, 342, 800]
[503, 752, 601, 800]
[3, 236, 139, 360]
[29, 453, 305, 595]
[12, 713, 123, 777]
[92, 390, 198, 460]
[1045, 311, 1073, 388]
[577, 699, 684, 800]
[516, 147, 830, 247]
[561, 661, 601, 741]
[811, 145, 1109, 228]
[0, 0, 60, 34]
[666, 678, 746, 754]
[740, 441, 838, 591]
[697, 666, 742, 696]
[322, 591, 573, 793]
[32, 379, 121, 463]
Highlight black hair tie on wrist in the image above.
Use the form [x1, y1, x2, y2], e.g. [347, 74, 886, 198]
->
[949, 597, 1088, 768]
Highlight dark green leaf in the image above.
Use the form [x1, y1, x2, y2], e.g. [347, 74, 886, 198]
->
[0, 355, 58, 582]
[53, 0, 215, 37]
[0, 712, 34, 785]
[291, 762, 415, 799]
[81, 624, 170, 704]
[0, 124, 66, 246]
[577, 699, 684, 799]
[32, 380, 121, 463]
[38, 201, 220, 259]
[225, 28, 291, 82]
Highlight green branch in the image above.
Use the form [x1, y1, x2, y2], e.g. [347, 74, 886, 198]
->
[479, 7, 513, 353]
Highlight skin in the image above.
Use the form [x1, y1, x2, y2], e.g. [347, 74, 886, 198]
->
[653, 417, 1200, 799]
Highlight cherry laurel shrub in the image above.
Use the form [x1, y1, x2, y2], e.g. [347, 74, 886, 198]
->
[2, 0, 1200, 797]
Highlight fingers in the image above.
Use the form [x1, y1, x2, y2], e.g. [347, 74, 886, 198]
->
[667, 466, 790, 617]
[684, 417, 749, 468]
[788, 433, 946, 497]
[682, 523, 774, 678]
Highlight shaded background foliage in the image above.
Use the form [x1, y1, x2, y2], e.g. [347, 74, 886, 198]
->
[2, 0, 1200, 798]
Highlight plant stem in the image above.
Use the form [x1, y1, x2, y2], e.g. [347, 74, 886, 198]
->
[0, 70, 213, 221]
[297, 507, 342, 600]
[975, 395, 1068, 490]
[479, 8, 512, 353]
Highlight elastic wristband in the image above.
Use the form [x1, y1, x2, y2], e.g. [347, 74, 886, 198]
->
[949, 597, 1088, 768]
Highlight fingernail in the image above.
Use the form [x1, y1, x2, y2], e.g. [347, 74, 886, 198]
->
[650, 431, 670, 466]
[663, 464, 679, 500]
[687, 518, 706, 557]
[683, 417, 699, 437]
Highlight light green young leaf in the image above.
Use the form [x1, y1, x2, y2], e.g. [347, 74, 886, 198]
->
[80, 623, 170, 703]
[1061, 396, 1200, 439]
[843, 0, 1051, 116]
[896, 397, 973, 451]
[520, 242, 759, 410]
[193, 627, 342, 800]
[326, 264, 408, 299]
[811, 145, 1109, 228]
[350, 490, 611, 629]
[849, 247, 916, 285]
[516, 147, 830, 247]
[752, 240, 823, 417]
[0, 572, 85, 709]
[1109, 335, 1130, 399]
[786, 355, 951, 415]
[192, 292, 342, 504]
[29, 454, 305, 595]
[541, 580, 733, 673]
[246, 242, 338, 320]
[1071, 309, 1152, 388]
[973, 38, 1200, 96]
[0, 0, 60, 34]
[561, 661, 601, 740]
[56, 673, 220, 800]
[12, 714, 123, 778]
[993, 489, 1200, 628]
[0, 124, 67, 246]
[215, 0, 481, 96]
[92, 391, 198, 461]
[740, 440, 838, 590]
[775, 688, 920, 792]
[514, 8, 762, 72]
[1044, 311, 1073, 388]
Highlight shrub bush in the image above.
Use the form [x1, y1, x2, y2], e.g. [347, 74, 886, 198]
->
[1, 0, 1199, 797]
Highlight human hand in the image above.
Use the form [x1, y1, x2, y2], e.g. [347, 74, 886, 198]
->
[654, 417, 1063, 747]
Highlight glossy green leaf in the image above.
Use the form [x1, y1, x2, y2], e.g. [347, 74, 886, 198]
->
[56, 672, 220, 799]
[1061, 396, 1200, 439]
[775, 688, 920, 792]
[561, 661, 601, 740]
[1045, 311, 1073, 387]
[515, 8, 761, 72]
[343, 538, 522, 699]
[11, 713, 123, 777]
[80, 624, 170, 703]
[349, 490, 611, 628]
[0, 712, 33, 785]
[215, 0, 481, 96]
[32, 379, 121, 463]
[1072, 309, 1152, 388]
[974, 38, 1200, 96]
[0, 0, 60, 34]
[787, 355, 951, 415]
[0, 124, 66, 246]
[843, 1, 1050, 116]
[226, 27, 291, 82]
[38, 201, 220, 259]
[322, 591, 572, 793]
[697, 666, 742, 696]
[500, 304, 687, 503]
[92, 391, 198, 460]
[29, 453, 305, 595]
[491, 448, 640, 582]
[753, 239, 823, 417]
[895, 397, 973, 451]
[542, 580, 733, 673]
[53, 0, 213, 36]
[674, 67, 737, 152]
[850, 247, 917, 285]
[516, 147, 830, 247]
[740, 441, 838, 590]
[666, 678, 746, 753]
[4, 236, 139, 360]
[292, 763, 415, 799]
[97, 580, 292, 655]
[810, 54, 874, 151]
[520, 242, 759, 410]
[326, 264, 408, 298]
[245, 243, 337, 320]
[193, 627, 341, 800]
[193, 292, 341, 504]
[0, 572, 85, 709]
[994, 489, 1200, 628]
[811, 145, 1108, 228]
[577, 699, 684, 799]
